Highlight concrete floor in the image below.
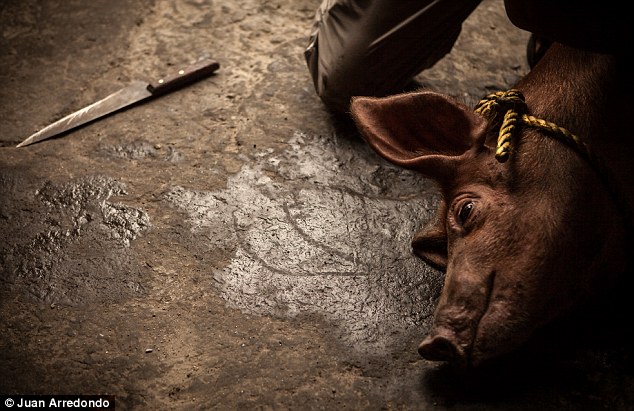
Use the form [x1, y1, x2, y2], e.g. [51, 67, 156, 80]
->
[1, 0, 632, 409]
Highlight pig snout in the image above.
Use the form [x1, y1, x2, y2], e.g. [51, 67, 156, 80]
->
[418, 328, 468, 365]
[418, 266, 496, 367]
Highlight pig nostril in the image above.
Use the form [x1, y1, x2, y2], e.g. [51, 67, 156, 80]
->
[418, 335, 463, 363]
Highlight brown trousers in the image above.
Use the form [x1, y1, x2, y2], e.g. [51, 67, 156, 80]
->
[304, 0, 482, 113]
[304, 0, 630, 114]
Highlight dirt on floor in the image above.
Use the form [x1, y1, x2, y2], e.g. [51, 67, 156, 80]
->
[1, 0, 633, 410]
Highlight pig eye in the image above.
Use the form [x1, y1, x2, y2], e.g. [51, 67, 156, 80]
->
[457, 201, 475, 226]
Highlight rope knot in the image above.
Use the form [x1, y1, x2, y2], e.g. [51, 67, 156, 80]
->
[474, 89, 527, 162]
[471, 88, 633, 235]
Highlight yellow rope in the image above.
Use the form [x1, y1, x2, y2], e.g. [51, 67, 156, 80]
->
[474, 89, 600, 167]
[474, 89, 526, 162]
[474, 89, 632, 228]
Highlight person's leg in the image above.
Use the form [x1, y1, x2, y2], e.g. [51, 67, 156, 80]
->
[305, 0, 482, 113]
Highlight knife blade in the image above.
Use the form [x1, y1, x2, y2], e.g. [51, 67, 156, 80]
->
[17, 58, 220, 148]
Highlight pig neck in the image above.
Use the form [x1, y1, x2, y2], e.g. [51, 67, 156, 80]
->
[512, 43, 634, 225]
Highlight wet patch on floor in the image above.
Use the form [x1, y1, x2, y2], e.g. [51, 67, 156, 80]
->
[96, 139, 184, 162]
[166, 131, 444, 353]
[0, 174, 150, 306]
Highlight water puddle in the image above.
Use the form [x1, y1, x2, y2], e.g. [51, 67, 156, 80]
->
[0, 175, 150, 305]
[166, 131, 444, 351]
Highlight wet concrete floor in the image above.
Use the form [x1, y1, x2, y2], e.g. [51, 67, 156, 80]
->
[1, 0, 633, 409]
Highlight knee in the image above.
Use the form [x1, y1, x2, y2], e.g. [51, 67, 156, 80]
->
[314, 71, 359, 114]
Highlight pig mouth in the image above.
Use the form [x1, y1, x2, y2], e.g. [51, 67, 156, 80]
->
[418, 269, 496, 367]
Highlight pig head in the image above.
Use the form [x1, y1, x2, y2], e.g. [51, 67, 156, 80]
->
[350, 44, 631, 367]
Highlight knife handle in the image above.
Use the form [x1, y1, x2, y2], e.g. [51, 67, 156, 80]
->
[148, 58, 220, 96]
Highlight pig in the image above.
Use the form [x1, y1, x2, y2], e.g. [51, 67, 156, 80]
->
[350, 42, 634, 367]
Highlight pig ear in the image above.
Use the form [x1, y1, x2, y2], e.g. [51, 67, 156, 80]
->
[412, 218, 448, 271]
[350, 91, 487, 180]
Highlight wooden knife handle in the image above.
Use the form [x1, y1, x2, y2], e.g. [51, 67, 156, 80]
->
[148, 58, 220, 96]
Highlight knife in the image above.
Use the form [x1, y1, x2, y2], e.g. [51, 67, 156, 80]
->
[17, 58, 220, 148]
